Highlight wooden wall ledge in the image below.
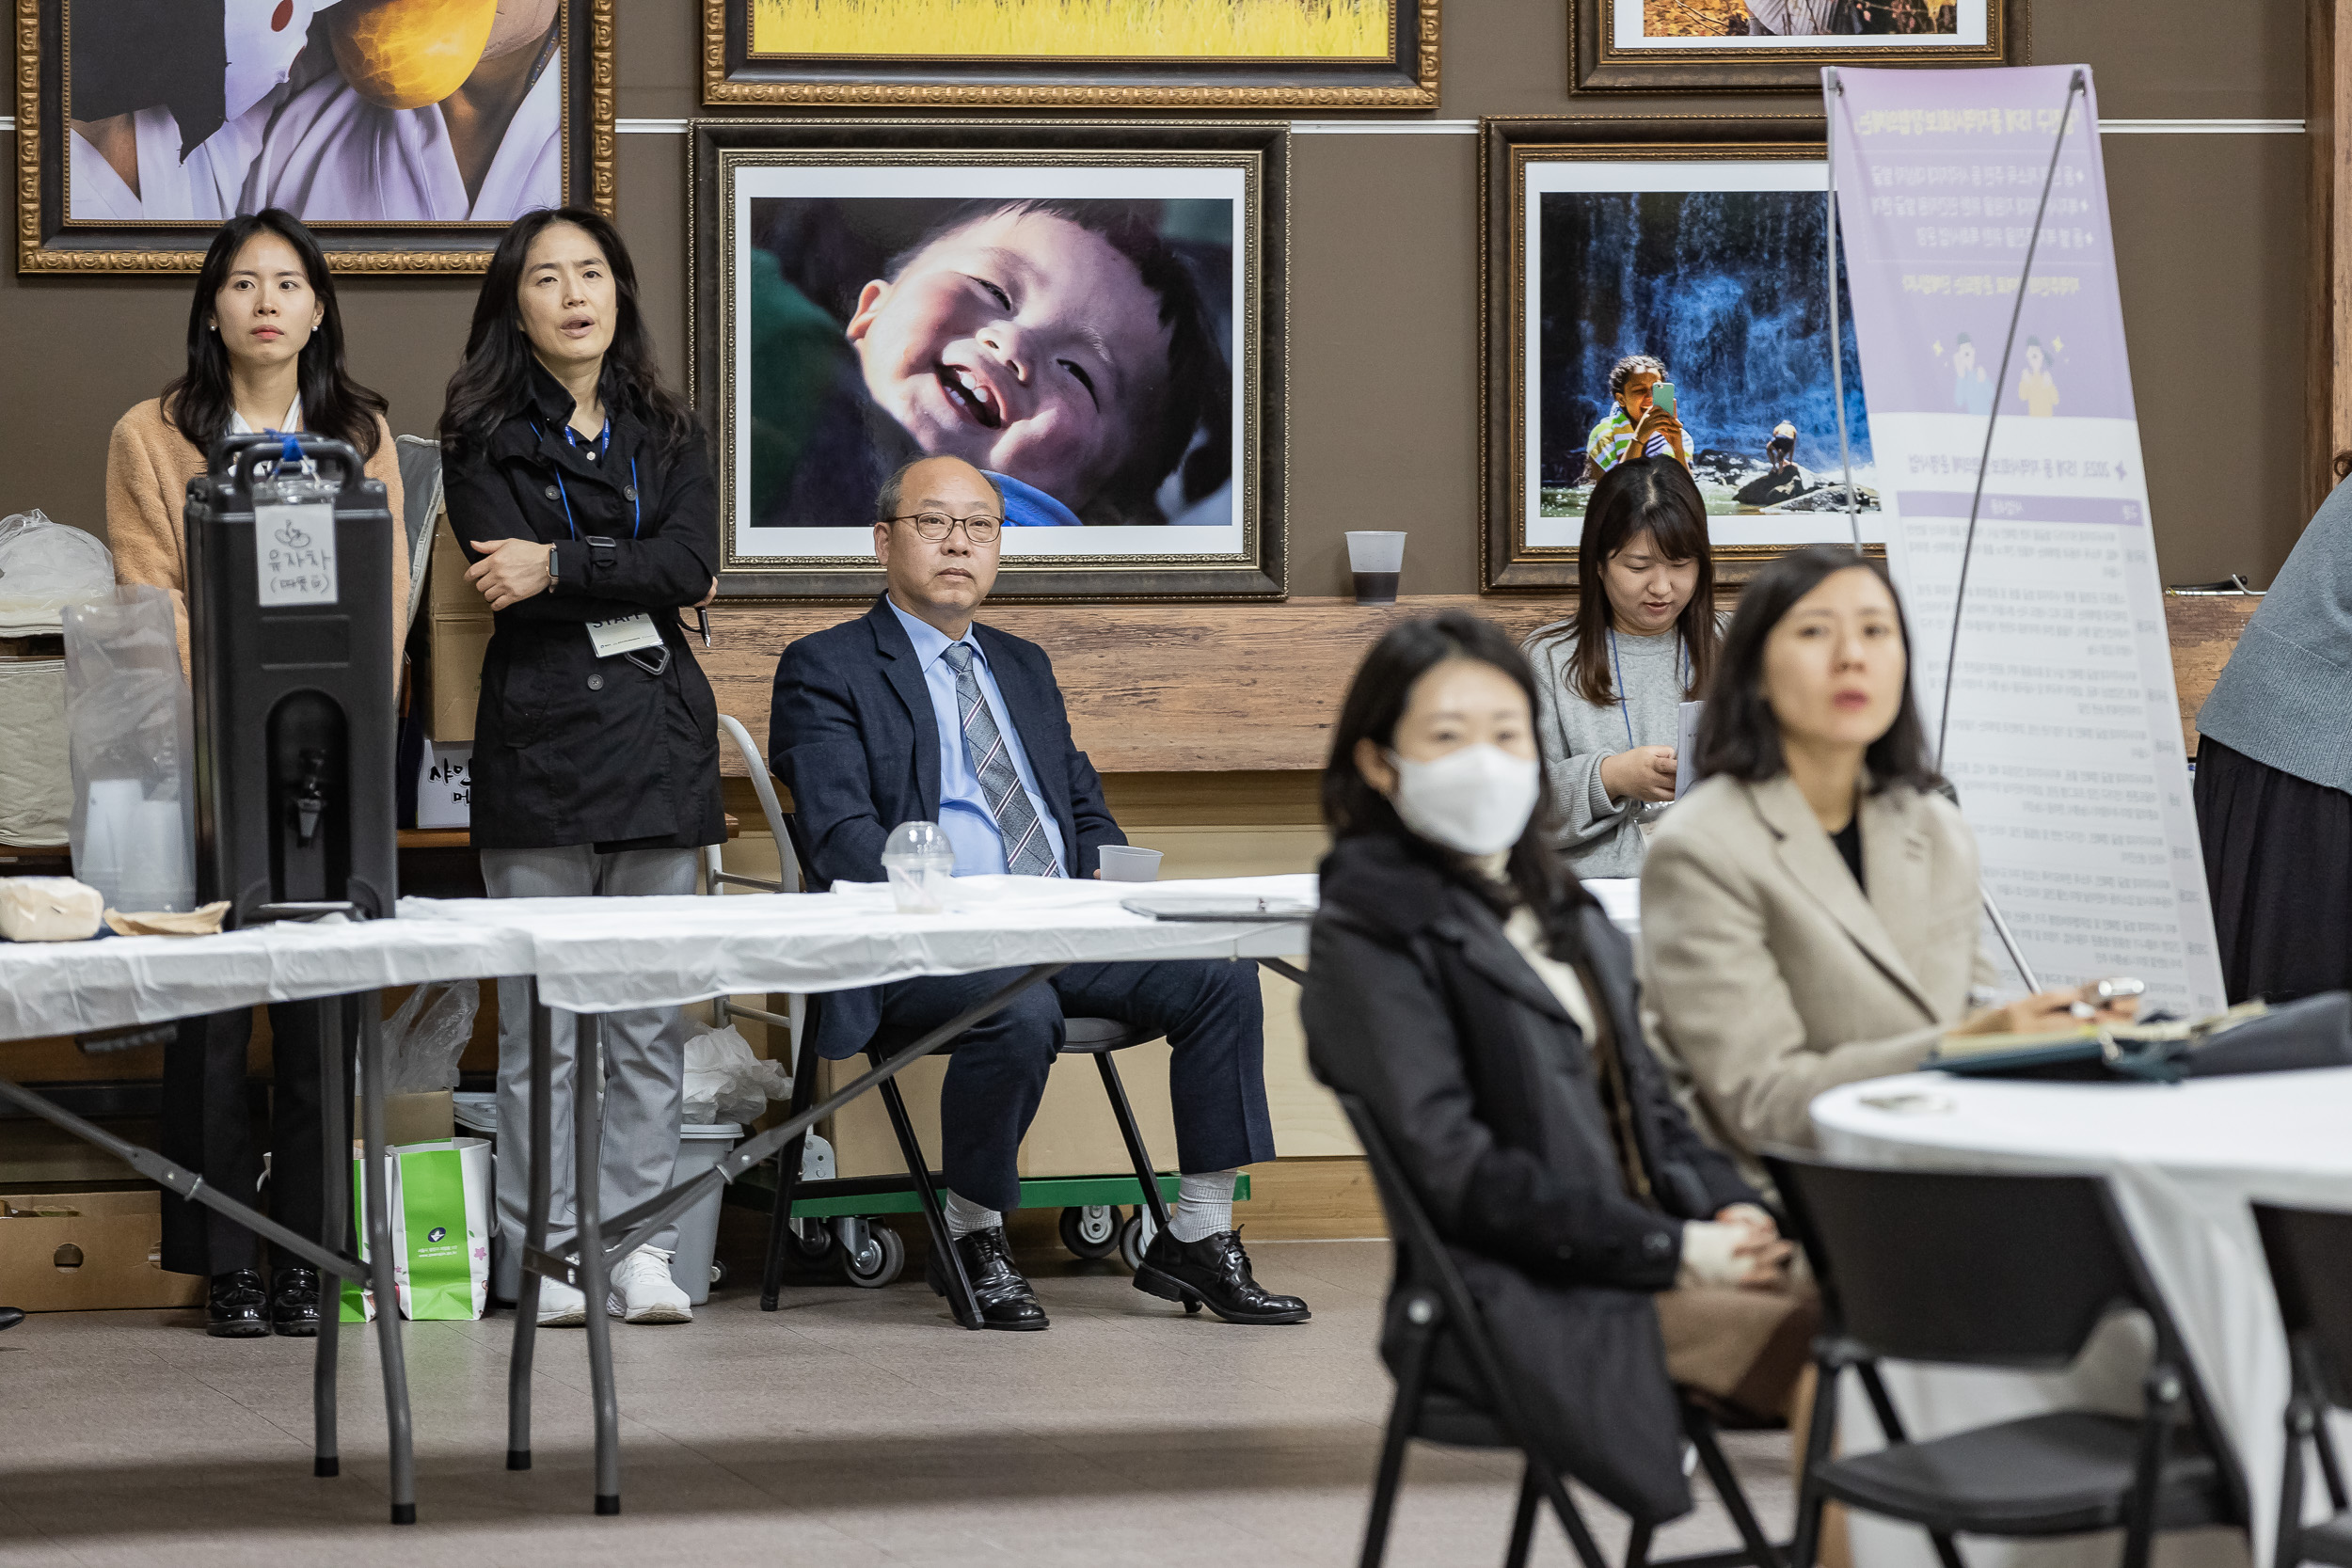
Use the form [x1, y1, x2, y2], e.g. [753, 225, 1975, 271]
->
[702, 594, 2260, 777]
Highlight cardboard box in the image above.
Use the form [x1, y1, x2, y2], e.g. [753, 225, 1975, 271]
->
[353, 1090, 455, 1148]
[425, 511, 493, 743]
[0, 1190, 207, 1311]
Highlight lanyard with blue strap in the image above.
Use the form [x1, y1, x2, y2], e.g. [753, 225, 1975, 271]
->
[532, 418, 664, 673]
[530, 418, 641, 542]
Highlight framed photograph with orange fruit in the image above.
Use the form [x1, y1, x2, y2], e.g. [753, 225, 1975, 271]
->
[15, 0, 614, 272]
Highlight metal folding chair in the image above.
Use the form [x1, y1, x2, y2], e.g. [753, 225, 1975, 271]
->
[2253, 1200, 2352, 1567]
[1338, 1093, 1783, 1568]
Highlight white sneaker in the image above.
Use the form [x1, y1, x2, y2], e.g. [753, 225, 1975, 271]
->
[535, 1278, 587, 1327]
[608, 1247, 692, 1324]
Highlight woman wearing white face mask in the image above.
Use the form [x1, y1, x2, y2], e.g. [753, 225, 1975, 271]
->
[1302, 611, 1816, 1531]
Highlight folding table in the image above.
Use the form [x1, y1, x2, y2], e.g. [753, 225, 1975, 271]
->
[398, 872, 1317, 1516]
[0, 915, 534, 1524]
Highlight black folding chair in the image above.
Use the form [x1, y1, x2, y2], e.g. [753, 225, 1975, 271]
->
[755, 805, 1181, 1330]
[1765, 1152, 2247, 1568]
[1337, 1093, 1785, 1568]
[2253, 1201, 2352, 1566]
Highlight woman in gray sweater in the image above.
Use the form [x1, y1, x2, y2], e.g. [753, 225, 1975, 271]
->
[1524, 459, 1722, 879]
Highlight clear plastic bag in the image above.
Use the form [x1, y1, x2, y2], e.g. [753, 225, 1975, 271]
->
[0, 511, 114, 635]
[61, 585, 194, 913]
[380, 981, 480, 1095]
[681, 1022, 791, 1126]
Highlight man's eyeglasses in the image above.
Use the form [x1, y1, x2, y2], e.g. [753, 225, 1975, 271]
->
[888, 511, 1002, 543]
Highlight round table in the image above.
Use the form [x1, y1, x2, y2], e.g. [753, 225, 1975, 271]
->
[1809, 1068, 2352, 1568]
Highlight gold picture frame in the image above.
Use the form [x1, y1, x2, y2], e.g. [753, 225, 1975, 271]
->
[1481, 114, 1887, 590]
[700, 0, 1438, 109]
[1572, 0, 2023, 94]
[16, 0, 616, 274]
[689, 119, 1289, 601]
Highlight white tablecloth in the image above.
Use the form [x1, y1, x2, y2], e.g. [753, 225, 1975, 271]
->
[0, 875, 1321, 1046]
[0, 916, 535, 1043]
[397, 873, 1317, 1014]
[1812, 1069, 2352, 1567]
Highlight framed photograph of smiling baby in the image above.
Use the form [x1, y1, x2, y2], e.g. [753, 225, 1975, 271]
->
[15, 0, 614, 273]
[1481, 115, 1889, 591]
[690, 119, 1287, 600]
[702, 0, 1438, 109]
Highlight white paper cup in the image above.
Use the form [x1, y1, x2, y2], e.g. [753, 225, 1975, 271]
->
[1097, 846, 1164, 882]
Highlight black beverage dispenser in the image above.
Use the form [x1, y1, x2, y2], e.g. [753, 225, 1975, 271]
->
[185, 433, 398, 927]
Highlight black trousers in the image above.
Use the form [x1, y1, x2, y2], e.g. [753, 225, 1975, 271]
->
[2194, 736, 2352, 1005]
[159, 1001, 339, 1277]
[870, 958, 1276, 1215]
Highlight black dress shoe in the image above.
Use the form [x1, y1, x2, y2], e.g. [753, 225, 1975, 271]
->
[271, 1266, 322, 1337]
[206, 1269, 271, 1338]
[0, 1306, 23, 1332]
[1134, 1227, 1311, 1325]
[924, 1227, 1049, 1332]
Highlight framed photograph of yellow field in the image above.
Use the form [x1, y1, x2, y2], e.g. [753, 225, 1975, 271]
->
[701, 0, 1439, 108]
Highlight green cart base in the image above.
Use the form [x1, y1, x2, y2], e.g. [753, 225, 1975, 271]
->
[723, 1164, 1252, 1286]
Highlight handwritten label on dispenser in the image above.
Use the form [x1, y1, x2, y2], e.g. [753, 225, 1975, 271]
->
[253, 501, 339, 608]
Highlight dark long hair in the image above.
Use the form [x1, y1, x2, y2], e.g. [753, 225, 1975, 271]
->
[1544, 458, 1719, 706]
[162, 210, 387, 460]
[439, 208, 701, 465]
[1692, 545, 1943, 794]
[1323, 611, 1591, 943]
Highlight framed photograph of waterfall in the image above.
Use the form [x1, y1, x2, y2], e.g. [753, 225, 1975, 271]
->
[1480, 117, 1887, 589]
[1569, 0, 2022, 92]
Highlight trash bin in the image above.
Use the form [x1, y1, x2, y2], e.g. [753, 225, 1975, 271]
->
[453, 1092, 745, 1307]
[669, 1123, 743, 1307]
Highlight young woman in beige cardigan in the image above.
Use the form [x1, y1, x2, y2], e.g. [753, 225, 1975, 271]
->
[103, 209, 405, 1338]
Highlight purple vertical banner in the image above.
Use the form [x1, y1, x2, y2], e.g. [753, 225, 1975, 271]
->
[1828, 66, 2224, 1022]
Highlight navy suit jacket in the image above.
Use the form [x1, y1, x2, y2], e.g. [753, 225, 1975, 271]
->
[769, 595, 1125, 1057]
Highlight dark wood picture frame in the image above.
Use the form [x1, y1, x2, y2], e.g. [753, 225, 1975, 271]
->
[689, 117, 1288, 602]
[1479, 112, 1887, 591]
[1569, 0, 2025, 94]
[16, 0, 615, 274]
[701, 0, 1439, 109]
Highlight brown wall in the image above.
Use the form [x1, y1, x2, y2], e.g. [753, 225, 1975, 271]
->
[0, 0, 2312, 593]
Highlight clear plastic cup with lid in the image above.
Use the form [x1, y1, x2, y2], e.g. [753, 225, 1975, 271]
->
[881, 820, 958, 913]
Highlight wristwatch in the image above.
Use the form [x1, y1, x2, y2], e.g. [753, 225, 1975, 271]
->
[547, 546, 560, 589]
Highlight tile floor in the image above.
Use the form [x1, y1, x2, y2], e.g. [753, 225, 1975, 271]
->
[0, 1237, 1792, 1567]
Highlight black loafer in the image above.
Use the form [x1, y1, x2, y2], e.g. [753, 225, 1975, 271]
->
[206, 1269, 271, 1338]
[0, 1306, 23, 1332]
[925, 1226, 1049, 1331]
[1134, 1227, 1311, 1324]
[271, 1266, 322, 1337]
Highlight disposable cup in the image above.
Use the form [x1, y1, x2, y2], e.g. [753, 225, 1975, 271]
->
[1097, 846, 1164, 882]
[1345, 531, 1406, 605]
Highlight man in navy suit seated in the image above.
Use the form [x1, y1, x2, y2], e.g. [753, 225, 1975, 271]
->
[769, 454, 1309, 1332]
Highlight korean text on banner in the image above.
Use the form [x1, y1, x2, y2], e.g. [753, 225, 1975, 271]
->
[1826, 64, 2224, 1016]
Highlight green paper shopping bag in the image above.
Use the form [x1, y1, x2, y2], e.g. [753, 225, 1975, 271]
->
[341, 1137, 492, 1322]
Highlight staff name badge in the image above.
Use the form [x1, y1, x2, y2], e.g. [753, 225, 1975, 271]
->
[253, 501, 339, 608]
[585, 613, 662, 658]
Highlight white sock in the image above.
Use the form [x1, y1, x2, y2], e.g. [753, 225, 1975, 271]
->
[1168, 1169, 1238, 1243]
[942, 1189, 1001, 1240]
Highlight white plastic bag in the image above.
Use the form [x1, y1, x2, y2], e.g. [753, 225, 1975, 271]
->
[0, 511, 114, 636]
[681, 1023, 790, 1126]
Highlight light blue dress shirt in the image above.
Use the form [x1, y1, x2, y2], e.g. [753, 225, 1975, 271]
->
[886, 598, 1067, 878]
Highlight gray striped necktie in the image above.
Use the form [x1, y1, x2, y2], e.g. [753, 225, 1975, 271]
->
[941, 641, 1060, 878]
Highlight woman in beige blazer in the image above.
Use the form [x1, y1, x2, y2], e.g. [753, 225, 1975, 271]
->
[1640, 546, 2128, 1164]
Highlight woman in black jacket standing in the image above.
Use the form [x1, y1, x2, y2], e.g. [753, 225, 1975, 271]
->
[442, 207, 720, 1328]
[1303, 611, 1812, 1530]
